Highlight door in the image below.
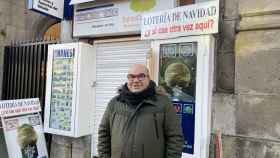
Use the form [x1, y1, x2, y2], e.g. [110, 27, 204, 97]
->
[152, 35, 214, 158]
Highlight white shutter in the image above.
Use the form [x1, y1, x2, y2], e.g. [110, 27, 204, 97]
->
[91, 40, 150, 156]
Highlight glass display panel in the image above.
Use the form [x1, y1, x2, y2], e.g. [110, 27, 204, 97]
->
[49, 49, 75, 131]
[159, 42, 197, 154]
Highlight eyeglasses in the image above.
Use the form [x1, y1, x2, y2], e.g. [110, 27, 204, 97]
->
[127, 73, 147, 81]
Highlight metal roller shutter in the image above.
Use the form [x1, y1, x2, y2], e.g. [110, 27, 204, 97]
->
[91, 39, 150, 156]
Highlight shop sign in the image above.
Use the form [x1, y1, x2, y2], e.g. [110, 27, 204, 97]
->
[28, 0, 64, 19]
[141, 1, 219, 40]
[0, 98, 41, 117]
[73, 0, 176, 37]
[3, 114, 48, 158]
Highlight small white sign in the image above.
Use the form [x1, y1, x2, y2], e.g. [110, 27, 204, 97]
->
[141, 1, 219, 40]
[73, 0, 176, 37]
[28, 0, 64, 19]
[3, 114, 48, 158]
[0, 98, 41, 117]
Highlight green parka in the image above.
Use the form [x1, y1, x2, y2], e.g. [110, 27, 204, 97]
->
[98, 90, 184, 158]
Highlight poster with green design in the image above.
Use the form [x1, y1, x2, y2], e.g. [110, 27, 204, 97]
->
[158, 42, 197, 101]
[130, 0, 156, 12]
[3, 114, 48, 158]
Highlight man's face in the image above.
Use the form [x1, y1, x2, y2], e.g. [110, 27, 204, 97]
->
[127, 65, 150, 93]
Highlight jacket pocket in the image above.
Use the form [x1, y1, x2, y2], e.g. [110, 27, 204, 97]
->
[153, 113, 159, 140]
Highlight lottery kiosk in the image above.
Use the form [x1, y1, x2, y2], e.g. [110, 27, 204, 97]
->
[44, 42, 95, 137]
[150, 36, 215, 158]
[142, 1, 218, 157]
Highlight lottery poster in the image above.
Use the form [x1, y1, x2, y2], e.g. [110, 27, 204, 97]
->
[49, 48, 75, 131]
[3, 114, 48, 158]
[158, 42, 197, 154]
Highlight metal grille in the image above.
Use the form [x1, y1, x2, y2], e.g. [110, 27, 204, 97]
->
[2, 40, 57, 105]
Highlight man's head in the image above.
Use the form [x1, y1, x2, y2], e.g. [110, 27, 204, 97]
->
[127, 64, 150, 93]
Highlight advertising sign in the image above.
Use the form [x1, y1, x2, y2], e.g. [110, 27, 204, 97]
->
[49, 48, 75, 131]
[154, 36, 214, 158]
[73, 0, 176, 37]
[158, 42, 197, 154]
[45, 43, 94, 137]
[2, 114, 48, 158]
[0, 98, 41, 117]
[28, 0, 64, 19]
[141, 1, 219, 39]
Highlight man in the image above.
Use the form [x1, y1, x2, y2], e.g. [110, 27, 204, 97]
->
[98, 64, 184, 158]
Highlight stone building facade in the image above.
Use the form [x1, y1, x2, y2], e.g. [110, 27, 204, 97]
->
[212, 0, 280, 157]
[0, 0, 280, 158]
[0, 1, 56, 157]
[0, 0, 57, 96]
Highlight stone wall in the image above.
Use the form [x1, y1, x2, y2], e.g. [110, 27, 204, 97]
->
[211, 0, 280, 157]
[0, 1, 55, 158]
[0, 1, 55, 98]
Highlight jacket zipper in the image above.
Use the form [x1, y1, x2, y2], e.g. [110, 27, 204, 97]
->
[110, 112, 116, 133]
[153, 113, 159, 139]
[142, 144, 144, 158]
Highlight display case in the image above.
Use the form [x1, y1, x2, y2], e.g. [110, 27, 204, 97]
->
[44, 42, 95, 137]
[152, 35, 214, 158]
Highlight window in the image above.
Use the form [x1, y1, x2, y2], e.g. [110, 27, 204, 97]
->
[44, 23, 60, 40]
